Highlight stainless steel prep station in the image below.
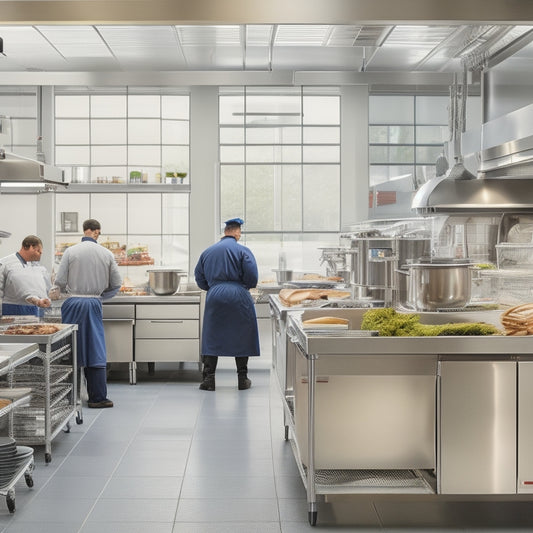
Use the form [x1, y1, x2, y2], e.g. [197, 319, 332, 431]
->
[277, 306, 533, 526]
[103, 293, 203, 384]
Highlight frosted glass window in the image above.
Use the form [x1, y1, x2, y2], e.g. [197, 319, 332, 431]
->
[369, 165, 414, 185]
[56, 145, 90, 165]
[246, 94, 300, 117]
[303, 127, 340, 144]
[369, 125, 414, 144]
[303, 96, 340, 125]
[369, 96, 413, 124]
[0, 95, 37, 117]
[162, 193, 189, 234]
[128, 95, 160, 117]
[90, 193, 127, 234]
[11, 119, 37, 145]
[246, 145, 301, 163]
[416, 125, 447, 144]
[416, 145, 443, 164]
[91, 95, 127, 118]
[219, 95, 244, 124]
[281, 165, 302, 231]
[92, 145, 127, 166]
[220, 127, 244, 144]
[303, 165, 340, 231]
[161, 146, 189, 171]
[220, 145, 245, 163]
[55, 193, 90, 232]
[161, 235, 189, 271]
[162, 120, 189, 144]
[162, 95, 189, 119]
[128, 119, 161, 144]
[303, 145, 339, 163]
[220, 165, 245, 224]
[56, 119, 89, 145]
[370, 145, 414, 164]
[246, 126, 301, 144]
[416, 96, 448, 123]
[11, 146, 36, 158]
[245, 165, 276, 231]
[127, 145, 160, 167]
[128, 194, 161, 234]
[56, 95, 90, 118]
[91, 119, 127, 144]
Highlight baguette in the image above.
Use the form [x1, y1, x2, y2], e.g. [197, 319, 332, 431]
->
[303, 316, 349, 326]
[279, 288, 351, 307]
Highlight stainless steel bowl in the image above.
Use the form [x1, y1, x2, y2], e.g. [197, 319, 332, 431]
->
[147, 269, 184, 295]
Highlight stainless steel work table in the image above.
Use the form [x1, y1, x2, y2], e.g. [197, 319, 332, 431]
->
[283, 308, 533, 526]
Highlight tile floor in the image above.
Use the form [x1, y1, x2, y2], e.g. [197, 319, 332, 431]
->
[0, 357, 532, 532]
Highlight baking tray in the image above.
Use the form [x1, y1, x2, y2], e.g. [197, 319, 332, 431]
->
[0, 323, 76, 344]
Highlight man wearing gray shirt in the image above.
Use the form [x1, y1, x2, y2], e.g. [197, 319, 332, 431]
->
[55, 219, 122, 408]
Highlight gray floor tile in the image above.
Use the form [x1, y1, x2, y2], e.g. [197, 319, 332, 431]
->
[35, 475, 109, 499]
[180, 475, 277, 499]
[184, 457, 274, 477]
[114, 455, 187, 477]
[100, 475, 182, 499]
[4, 522, 85, 533]
[7, 497, 96, 523]
[175, 498, 279, 522]
[173, 523, 282, 533]
[51, 455, 120, 477]
[86, 498, 178, 523]
[80, 521, 174, 533]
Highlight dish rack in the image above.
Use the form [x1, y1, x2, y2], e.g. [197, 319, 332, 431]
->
[478, 268, 533, 307]
[496, 243, 533, 270]
[0, 324, 82, 463]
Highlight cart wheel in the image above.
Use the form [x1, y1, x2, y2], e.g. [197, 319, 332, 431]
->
[284, 425, 289, 441]
[76, 412, 83, 424]
[24, 473, 33, 488]
[63, 421, 71, 433]
[6, 490, 15, 513]
[45, 453, 52, 463]
[308, 510, 317, 526]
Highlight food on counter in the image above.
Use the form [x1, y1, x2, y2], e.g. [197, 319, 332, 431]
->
[361, 308, 501, 336]
[100, 239, 127, 263]
[119, 276, 149, 296]
[3, 324, 60, 335]
[475, 263, 497, 270]
[118, 245, 155, 266]
[302, 273, 344, 282]
[279, 288, 351, 307]
[303, 316, 349, 325]
[500, 303, 533, 335]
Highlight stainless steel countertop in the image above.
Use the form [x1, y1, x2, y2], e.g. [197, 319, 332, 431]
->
[104, 292, 202, 304]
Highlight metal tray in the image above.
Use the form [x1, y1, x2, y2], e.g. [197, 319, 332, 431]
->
[0, 323, 76, 344]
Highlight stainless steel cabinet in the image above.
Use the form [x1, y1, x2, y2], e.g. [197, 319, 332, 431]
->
[135, 304, 200, 363]
[518, 361, 533, 493]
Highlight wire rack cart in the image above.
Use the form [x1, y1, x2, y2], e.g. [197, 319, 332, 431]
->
[0, 325, 82, 463]
[0, 342, 40, 512]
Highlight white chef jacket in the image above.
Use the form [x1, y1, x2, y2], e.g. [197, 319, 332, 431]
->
[0, 252, 51, 305]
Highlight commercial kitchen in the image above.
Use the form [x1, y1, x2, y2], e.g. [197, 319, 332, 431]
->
[1, 1, 533, 531]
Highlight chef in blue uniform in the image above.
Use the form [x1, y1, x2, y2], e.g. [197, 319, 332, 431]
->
[54, 219, 122, 409]
[0, 235, 52, 316]
[194, 217, 260, 391]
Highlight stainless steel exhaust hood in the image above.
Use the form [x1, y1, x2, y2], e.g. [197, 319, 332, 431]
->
[412, 175, 533, 214]
[0, 150, 65, 186]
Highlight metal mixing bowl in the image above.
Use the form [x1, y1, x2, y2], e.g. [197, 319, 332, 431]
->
[147, 269, 184, 295]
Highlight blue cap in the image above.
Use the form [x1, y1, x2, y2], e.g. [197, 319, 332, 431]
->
[224, 217, 244, 226]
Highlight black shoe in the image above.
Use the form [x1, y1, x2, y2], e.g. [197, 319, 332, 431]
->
[88, 399, 114, 408]
[199, 376, 215, 391]
[238, 377, 251, 390]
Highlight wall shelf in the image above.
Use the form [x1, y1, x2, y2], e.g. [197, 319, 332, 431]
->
[56, 183, 190, 193]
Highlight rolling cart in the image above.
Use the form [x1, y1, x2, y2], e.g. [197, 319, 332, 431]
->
[0, 324, 82, 463]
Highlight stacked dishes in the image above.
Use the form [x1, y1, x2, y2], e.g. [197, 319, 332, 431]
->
[0, 438, 32, 487]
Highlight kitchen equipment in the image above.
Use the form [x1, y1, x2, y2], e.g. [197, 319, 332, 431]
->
[147, 268, 185, 295]
[402, 258, 473, 311]
[272, 269, 293, 284]
[71, 166, 89, 183]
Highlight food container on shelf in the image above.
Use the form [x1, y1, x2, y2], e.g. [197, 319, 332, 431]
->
[147, 268, 186, 295]
[272, 269, 293, 284]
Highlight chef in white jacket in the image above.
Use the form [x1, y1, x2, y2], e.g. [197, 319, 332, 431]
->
[0, 235, 52, 316]
[54, 219, 122, 409]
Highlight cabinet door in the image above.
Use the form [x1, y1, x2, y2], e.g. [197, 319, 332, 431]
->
[518, 362, 533, 493]
[135, 339, 199, 362]
[439, 361, 516, 494]
[103, 320, 134, 363]
[136, 304, 199, 319]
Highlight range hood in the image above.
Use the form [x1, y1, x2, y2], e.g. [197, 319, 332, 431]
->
[0, 150, 65, 187]
[412, 174, 533, 214]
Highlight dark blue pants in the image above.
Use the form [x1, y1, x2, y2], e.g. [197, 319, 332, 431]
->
[84, 367, 108, 403]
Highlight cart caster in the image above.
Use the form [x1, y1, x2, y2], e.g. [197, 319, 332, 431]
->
[308, 510, 317, 526]
[76, 412, 83, 424]
[24, 473, 33, 488]
[63, 421, 71, 433]
[6, 490, 15, 513]
[284, 425, 289, 441]
[45, 452, 52, 463]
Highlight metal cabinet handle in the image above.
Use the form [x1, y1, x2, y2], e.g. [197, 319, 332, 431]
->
[149, 320, 184, 324]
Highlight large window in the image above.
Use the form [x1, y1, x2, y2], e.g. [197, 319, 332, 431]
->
[219, 87, 341, 276]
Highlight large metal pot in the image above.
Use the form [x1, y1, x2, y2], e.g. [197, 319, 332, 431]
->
[402, 259, 472, 311]
[147, 269, 185, 295]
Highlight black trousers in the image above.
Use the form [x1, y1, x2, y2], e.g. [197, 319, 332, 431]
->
[84, 367, 108, 403]
[202, 356, 248, 376]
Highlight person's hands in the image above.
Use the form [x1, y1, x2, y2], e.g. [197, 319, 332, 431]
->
[26, 296, 51, 308]
[48, 286, 61, 300]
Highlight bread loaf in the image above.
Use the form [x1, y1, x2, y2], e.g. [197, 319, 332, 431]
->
[279, 288, 351, 307]
[303, 316, 349, 325]
[500, 303, 533, 335]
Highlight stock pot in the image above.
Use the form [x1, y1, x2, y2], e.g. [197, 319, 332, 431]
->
[401, 258, 473, 311]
